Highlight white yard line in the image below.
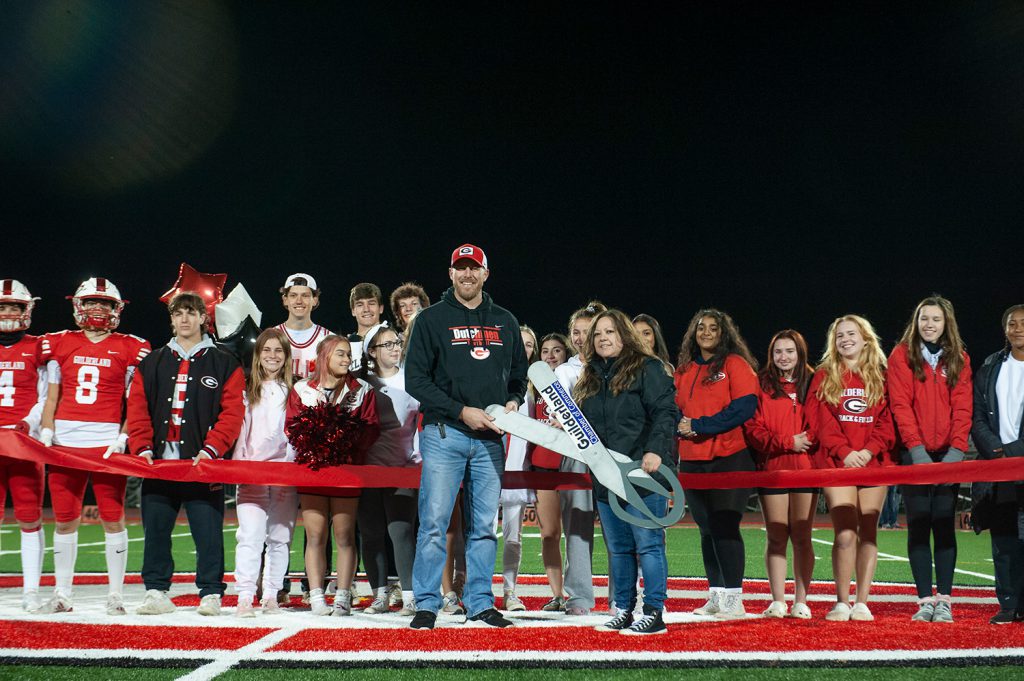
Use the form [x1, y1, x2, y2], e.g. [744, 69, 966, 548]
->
[174, 625, 301, 681]
[809, 536, 995, 581]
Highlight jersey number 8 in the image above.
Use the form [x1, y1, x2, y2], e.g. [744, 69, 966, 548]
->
[75, 366, 100, 405]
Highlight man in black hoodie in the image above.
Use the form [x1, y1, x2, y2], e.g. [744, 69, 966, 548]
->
[405, 243, 528, 630]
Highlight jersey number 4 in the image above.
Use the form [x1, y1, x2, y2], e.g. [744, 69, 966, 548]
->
[0, 370, 13, 407]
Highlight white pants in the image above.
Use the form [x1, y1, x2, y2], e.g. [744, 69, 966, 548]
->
[495, 501, 525, 593]
[234, 484, 298, 597]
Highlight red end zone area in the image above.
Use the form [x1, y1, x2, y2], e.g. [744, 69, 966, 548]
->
[1, 578, 1023, 670]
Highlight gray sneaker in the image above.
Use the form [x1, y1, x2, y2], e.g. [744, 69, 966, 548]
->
[912, 600, 935, 622]
[932, 600, 953, 623]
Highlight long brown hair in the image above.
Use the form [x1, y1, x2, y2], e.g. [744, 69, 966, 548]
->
[573, 309, 665, 404]
[676, 308, 757, 379]
[247, 328, 293, 405]
[816, 314, 887, 407]
[898, 295, 966, 387]
[758, 329, 814, 402]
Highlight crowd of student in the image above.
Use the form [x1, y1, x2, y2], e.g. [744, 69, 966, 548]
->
[1, 266, 1023, 632]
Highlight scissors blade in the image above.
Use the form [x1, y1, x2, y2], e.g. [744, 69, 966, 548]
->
[485, 405, 586, 465]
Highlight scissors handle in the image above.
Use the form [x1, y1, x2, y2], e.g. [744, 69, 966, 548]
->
[608, 462, 686, 530]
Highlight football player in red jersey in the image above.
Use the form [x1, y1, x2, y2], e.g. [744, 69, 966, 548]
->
[38, 278, 151, 616]
[0, 280, 49, 613]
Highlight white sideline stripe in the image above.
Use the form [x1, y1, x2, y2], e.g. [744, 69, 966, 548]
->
[809, 537, 995, 581]
[174, 625, 302, 681]
[1, 646, 1023, 665]
[0, 529, 198, 557]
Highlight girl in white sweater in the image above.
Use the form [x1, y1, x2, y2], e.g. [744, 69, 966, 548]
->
[233, 329, 296, 617]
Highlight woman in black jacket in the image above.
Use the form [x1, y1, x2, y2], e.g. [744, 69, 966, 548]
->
[573, 309, 678, 636]
[972, 303, 1024, 625]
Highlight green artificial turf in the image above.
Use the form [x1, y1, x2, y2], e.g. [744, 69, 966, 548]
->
[0, 522, 996, 587]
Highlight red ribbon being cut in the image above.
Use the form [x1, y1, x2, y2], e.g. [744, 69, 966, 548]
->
[0, 432, 1021, 491]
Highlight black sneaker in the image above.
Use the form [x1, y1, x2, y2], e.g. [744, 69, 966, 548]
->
[621, 606, 666, 635]
[594, 609, 633, 632]
[468, 608, 514, 628]
[990, 609, 1016, 625]
[410, 610, 437, 630]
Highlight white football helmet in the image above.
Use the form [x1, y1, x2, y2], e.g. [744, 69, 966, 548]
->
[69, 277, 127, 331]
[0, 279, 39, 332]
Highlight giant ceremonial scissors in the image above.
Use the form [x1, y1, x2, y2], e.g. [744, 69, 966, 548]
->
[487, 361, 685, 530]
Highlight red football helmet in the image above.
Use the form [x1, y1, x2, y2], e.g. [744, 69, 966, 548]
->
[69, 277, 127, 331]
[0, 279, 38, 332]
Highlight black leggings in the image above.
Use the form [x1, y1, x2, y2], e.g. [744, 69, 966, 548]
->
[682, 449, 755, 589]
[902, 483, 958, 599]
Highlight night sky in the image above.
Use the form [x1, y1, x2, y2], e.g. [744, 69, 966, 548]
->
[1, 2, 1021, 364]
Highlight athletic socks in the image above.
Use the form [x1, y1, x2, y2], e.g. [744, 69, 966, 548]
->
[104, 530, 129, 595]
[20, 529, 44, 593]
[52, 531, 79, 597]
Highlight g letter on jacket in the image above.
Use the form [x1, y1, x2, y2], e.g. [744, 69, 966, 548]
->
[404, 287, 528, 440]
[674, 354, 758, 462]
[807, 369, 895, 469]
[887, 343, 972, 453]
[127, 341, 245, 460]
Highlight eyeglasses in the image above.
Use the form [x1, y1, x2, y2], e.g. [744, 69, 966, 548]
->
[372, 340, 404, 350]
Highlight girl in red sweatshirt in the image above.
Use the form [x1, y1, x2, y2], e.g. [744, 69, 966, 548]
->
[744, 330, 817, 619]
[807, 314, 895, 622]
[674, 308, 759, 620]
[888, 296, 972, 623]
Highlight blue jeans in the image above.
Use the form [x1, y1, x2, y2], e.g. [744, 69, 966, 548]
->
[597, 494, 668, 611]
[413, 424, 505, 617]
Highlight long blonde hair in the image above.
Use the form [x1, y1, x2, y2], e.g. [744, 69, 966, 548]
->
[247, 328, 293, 405]
[816, 314, 887, 407]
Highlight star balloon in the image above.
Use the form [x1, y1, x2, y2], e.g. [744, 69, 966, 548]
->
[158, 263, 227, 333]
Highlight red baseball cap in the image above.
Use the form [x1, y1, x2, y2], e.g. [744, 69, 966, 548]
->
[450, 243, 488, 269]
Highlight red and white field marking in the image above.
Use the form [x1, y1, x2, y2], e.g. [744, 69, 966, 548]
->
[1, 575, 1022, 679]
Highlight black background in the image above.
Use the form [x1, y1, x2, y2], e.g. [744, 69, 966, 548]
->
[1, 2, 1020, 364]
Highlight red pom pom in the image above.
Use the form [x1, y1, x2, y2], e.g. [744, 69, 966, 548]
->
[286, 401, 369, 470]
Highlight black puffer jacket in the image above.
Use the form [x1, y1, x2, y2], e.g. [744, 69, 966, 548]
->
[972, 349, 1024, 505]
[578, 355, 679, 503]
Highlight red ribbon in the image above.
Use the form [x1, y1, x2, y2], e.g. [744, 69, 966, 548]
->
[1, 432, 1021, 490]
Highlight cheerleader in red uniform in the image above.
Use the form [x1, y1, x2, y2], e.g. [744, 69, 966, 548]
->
[744, 330, 817, 619]
[807, 315, 895, 622]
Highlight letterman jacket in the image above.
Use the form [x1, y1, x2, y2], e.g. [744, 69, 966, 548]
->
[127, 336, 245, 460]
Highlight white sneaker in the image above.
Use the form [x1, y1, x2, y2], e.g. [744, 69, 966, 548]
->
[260, 596, 282, 615]
[332, 590, 352, 617]
[362, 593, 389, 614]
[503, 592, 527, 612]
[309, 588, 332, 616]
[236, 599, 256, 618]
[788, 602, 812, 619]
[849, 602, 874, 621]
[441, 590, 465, 615]
[825, 601, 852, 622]
[693, 591, 721, 616]
[197, 593, 222, 616]
[137, 589, 176, 615]
[40, 592, 73, 614]
[22, 590, 42, 614]
[762, 600, 788, 618]
[398, 603, 416, 617]
[714, 593, 746, 620]
[106, 593, 127, 616]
